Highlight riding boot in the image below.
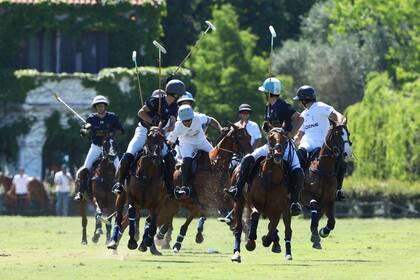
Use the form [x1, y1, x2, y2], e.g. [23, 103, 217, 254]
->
[176, 157, 193, 198]
[224, 155, 255, 201]
[336, 158, 347, 201]
[112, 153, 134, 194]
[297, 148, 308, 170]
[74, 168, 89, 202]
[163, 152, 176, 199]
[289, 168, 304, 216]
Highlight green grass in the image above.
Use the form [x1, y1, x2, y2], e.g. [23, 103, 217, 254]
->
[1, 217, 420, 279]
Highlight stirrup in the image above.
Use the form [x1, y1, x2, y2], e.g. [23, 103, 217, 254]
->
[336, 189, 346, 201]
[74, 192, 83, 202]
[112, 182, 124, 194]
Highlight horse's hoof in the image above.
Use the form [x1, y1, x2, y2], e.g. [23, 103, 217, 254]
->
[319, 228, 329, 238]
[231, 252, 241, 263]
[107, 240, 118, 250]
[154, 236, 163, 246]
[285, 254, 293, 261]
[245, 239, 256, 251]
[138, 241, 147, 252]
[195, 232, 204, 244]
[92, 234, 100, 244]
[311, 233, 321, 244]
[271, 242, 281, 253]
[262, 235, 272, 247]
[172, 243, 181, 253]
[127, 239, 138, 250]
[312, 242, 322, 249]
[150, 244, 162, 256]
[161, 242, 171, 250]
[81, 240, 88, 246]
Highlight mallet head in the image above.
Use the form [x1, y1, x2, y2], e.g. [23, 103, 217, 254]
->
[153, 40, 167, 54]
[269, 25, 277, 38]
[205, 20, 216, 32]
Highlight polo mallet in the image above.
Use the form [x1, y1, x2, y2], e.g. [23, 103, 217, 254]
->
[153, 40, 167, 116]
[173, 20, 216, 75]
[132, 51, 144, 107]
[265, 25, 277, 121]
[53, 92, 87, 124]
[99, 211, 117, 226]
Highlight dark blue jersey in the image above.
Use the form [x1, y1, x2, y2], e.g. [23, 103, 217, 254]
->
[266, 98, 296, 132]
[86, 112, 123, 146]
[139, 96, 178, 128]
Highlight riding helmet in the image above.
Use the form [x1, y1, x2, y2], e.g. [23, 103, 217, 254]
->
[238, 104, 252, 113]
[177, 91, 195, 104]
[165, 79, 186, 96]
[91, 95, 109, 107]
[258, 77, 282, 96]
[293, 85, 316, 101]
[178, 104, 194, 121]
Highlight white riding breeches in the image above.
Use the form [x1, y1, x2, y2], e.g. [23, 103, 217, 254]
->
[83, 144, 120, 171]
[179, 139, 213, 158]
[251, 142, 301, 170]
[126, 125, 168, 156]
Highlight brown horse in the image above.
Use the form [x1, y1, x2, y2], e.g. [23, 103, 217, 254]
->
[230, 128, 292, 262]
[300, 124, 347, 249]
[0, 172, 49, 215]
[107, 127, 167, 251]
[79, 136, 117, 245]
[154, 124, 253, 252]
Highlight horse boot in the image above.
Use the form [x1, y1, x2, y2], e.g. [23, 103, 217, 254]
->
[297, 148, 308, 170]
[112, 153, 134, 194]
[336, 157, 347, 201]
[74, 167, 89, 202]
[163, 152, 176, 199]
[224, 155, 255, 201]
[176, 157, 193, 199]
[289, 168, 304, 216]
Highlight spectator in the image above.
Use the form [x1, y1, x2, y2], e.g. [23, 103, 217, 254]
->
[9, 168, 29, 215]
[54, 165, 73, 216]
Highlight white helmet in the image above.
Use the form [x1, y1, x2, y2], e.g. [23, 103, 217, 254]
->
[91, 95, 109, 107]
[178, 104, 194, 121]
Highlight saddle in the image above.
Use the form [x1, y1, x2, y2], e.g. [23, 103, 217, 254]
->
[130, 150, 163, 183]
[247, 156, 290, 192]
[298, 148, 320, 171]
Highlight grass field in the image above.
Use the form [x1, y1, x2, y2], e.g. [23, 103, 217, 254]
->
[0, 216, 419, 280]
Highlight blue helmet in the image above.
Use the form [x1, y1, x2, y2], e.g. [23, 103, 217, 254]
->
[258, 77, 282, 96]
[177, 91, 195, 104]
[178, 104, 194, 121]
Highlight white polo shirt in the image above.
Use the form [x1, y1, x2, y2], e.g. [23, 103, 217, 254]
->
[168, 113, 210, 145]
[54, 171, 72, 193]
[12, 174, 29, 195]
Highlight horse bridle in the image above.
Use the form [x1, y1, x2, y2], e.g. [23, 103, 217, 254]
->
[217, 127, 251, 156]
[321, 125, 345, 158]
[143, 129, 165, 162]
[102, 137, 117, 163]
[267, 128, 287, 159]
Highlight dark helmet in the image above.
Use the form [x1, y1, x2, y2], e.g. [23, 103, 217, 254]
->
[238, 104, 252, 113]
[293, 85, 316, 101]
[165, 79, 186, 96]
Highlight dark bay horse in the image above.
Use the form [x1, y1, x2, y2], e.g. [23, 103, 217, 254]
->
[300, 124, 347, 249]
[80, 136, 117, 245]
[230, 128, 292, 262]
[155, 124, 253, 252]
[107, 127, 167, 252]
[0, 172, 49, 214]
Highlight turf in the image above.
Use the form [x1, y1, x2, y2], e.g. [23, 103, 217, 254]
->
[0, 216, 419, 280]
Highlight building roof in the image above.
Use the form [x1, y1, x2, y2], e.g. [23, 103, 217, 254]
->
[1, 0, 162, 6]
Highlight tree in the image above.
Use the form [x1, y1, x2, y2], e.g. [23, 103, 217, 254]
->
[188, 5, 267, 127]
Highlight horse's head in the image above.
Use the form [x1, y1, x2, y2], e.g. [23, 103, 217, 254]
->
[267, 128, 288, 165]
[220, 123, 253, 155]
[102, 136, 117, 164]
[324, 123, 347, 158]
[144, 126, 166, 166]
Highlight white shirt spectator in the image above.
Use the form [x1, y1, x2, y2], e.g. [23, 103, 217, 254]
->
[245, 120, 262, 147]
[12, 174, 29, 195]
[54, 171, 72, 193]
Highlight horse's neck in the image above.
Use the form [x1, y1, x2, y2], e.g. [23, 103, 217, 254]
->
[96, 159, 114, 177]
[137, 157, 160, 176]
[214, 150, 233, 170]
[262, 160, 284, 183]
[314, 146, 336, 171]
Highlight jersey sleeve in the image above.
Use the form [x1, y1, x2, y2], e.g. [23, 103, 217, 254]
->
[145, 97, 158, 113]
[112, 114, 124, 133]
[167, 122, 181, 143]
[197, 113, 211, 126]
[317, 102, 334, 117]
[86, 114, 95, 125]
[283, 103, 297, 132]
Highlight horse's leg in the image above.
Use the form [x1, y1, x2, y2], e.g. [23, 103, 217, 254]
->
[283, 212, 293, 260]
[91, 198, 103, 243]
[271, 228, 281, 254]
[108, 192, 125, 249]
[127, 204, 138, 250]
[245, 209, 260, 251]
[231, 199, 245, 263]
[80, 199, 88, 245]
[195, 216, 206, 244]
[106, 215, 112, 243]
[262, 215, 280, 248]
[147, 211, 162, 256]
[138, 215, 151, 252]
[320, 202, 335, 238]
[172, 213, 195, 253]
[159, 222, 173, 249]
[310, 199, 322, 249]
[135, 209, 140, 241]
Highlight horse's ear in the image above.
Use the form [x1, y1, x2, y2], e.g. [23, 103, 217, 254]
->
[228, 121, 238, 130]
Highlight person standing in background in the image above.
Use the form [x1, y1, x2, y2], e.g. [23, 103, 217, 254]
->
[9, 168, 29, 215]
[54, 165, 73, 216]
